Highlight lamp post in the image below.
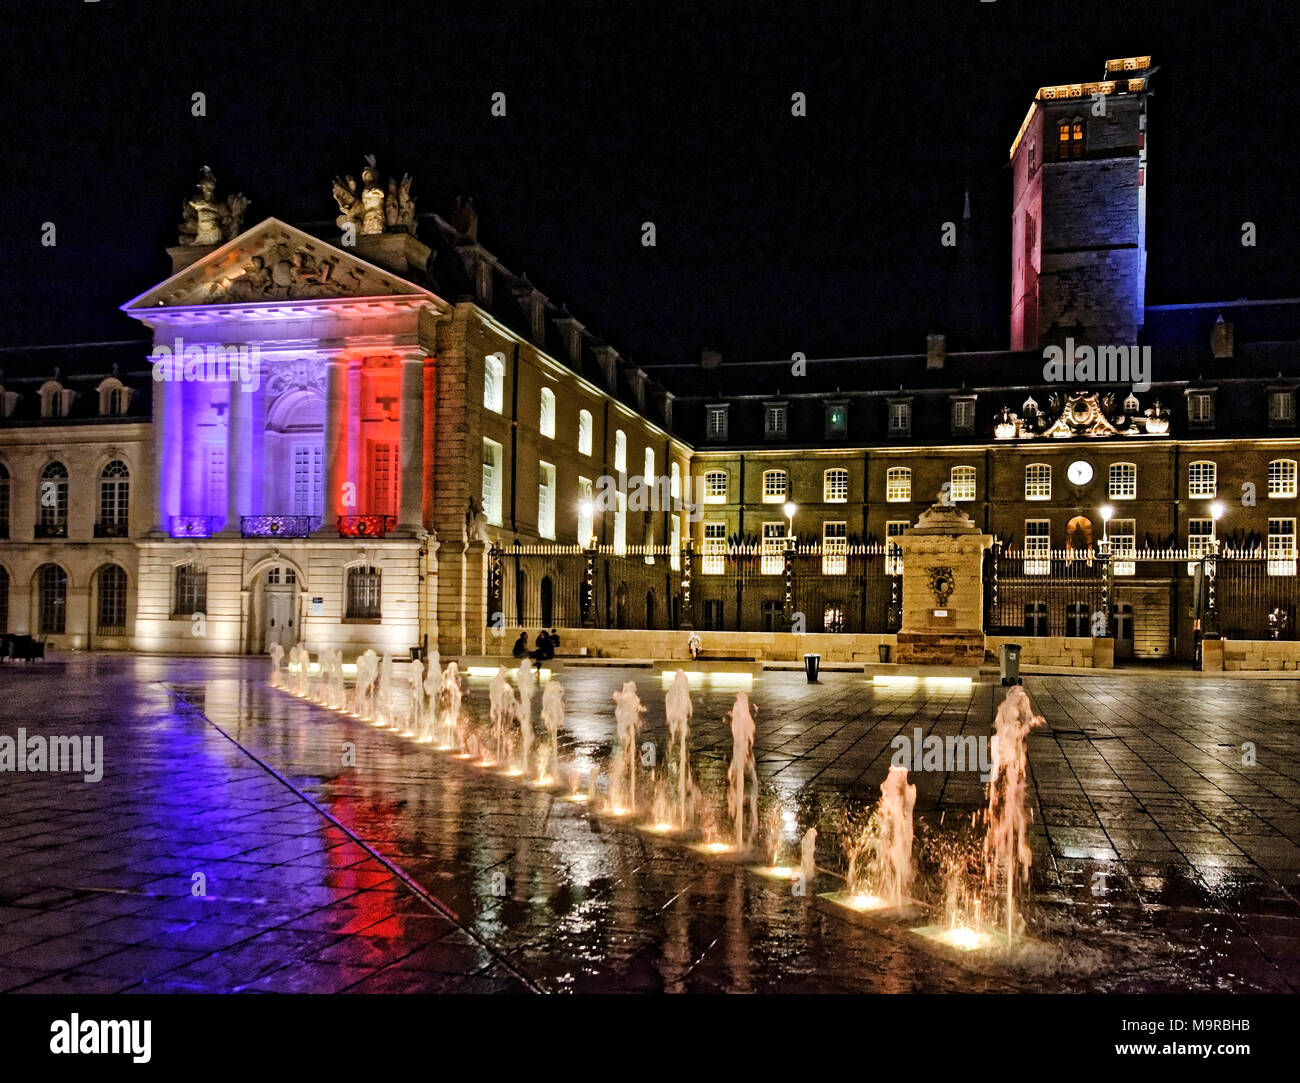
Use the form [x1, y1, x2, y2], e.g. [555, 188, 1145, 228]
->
[782, 501, 797, 625]
[1205, 500, 1224, 638]
[1097, 504, 1114, 638]
[1099, 504, 1114, 545]
[783, 501, 797, 542]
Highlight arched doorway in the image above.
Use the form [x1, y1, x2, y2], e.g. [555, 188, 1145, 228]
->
[1065, 515, 1094, 558]
[262, 565, 298, 651]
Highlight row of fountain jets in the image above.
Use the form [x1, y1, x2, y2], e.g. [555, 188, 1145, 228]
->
[268, 642, 1044, 948]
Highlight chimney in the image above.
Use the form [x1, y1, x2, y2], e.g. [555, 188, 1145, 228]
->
[926, 333, 946, 370]
[593, 343, 619, 390]
[1211, 315, 1234, 359]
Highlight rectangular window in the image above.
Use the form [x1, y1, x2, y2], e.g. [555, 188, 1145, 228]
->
[1024, 601, 1048, 636]
[824, 468, 849, 503]
[99, 474, 130, 528]
[1025, 464, 1051, 501]
[1268, 459, 1298, 498]
[825, 402, 848, 438]
[703, 470, 728, 503]
[292, 444, 324, 517]
[702, 521, 726, 574]
[613, 491, 626, 555]
[761, 522, 786, 575]
[1269, 390, 1295, 425]
[765, 403, 787, 438]
[1110, 518, 1135, 576]
[670, 514, 682, 570]
[539, 387, 556, 439]
[173, 564, 207, 616]
[885, 468, 911, 502]
[951, 399, 975, 434]
[1188, 461, 1217, 498]
[482, 438, 503, 526]
[577, 477, 594, 547]
[538, 461, 556, 539]
[1188, 392, 1214, 425]
[762, 470, 788, 502]
[702, 599, 724, 629]
[484, 354, 505, 413]
[578, 409, 593, 455]
[206, 445, 226, 518]
[97, 566, 127, 634]
[614, 430, 627, 473]
[1065, 602, 1090, 638]
[1024, 519, 1051, 575]
[706, 406, 728, 441]
[346, 565, 382, 620]
[950, 466, 976, 503]
[1187, 518, 1214, 566]
[823, 521, 847, 575]
[1108, 462, 1137, 500]
[885, 521, 907, 575]
[1268, 518, 1297, 576]
[888, 400, 911, 436]
[368, 442, 398, 518]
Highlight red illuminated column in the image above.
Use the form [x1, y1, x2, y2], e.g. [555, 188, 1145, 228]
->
[396, 353, 425, 535]
[315, 355, 349, 536]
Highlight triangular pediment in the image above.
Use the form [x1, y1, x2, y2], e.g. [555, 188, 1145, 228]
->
[122, 217, 432, 311]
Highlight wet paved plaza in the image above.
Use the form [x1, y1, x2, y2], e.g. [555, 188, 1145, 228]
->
[0, 655, 1297, 993]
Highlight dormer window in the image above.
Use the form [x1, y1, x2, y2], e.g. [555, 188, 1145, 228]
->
[950, 396, 976, 436]
[39, 381, 73, 420]
[764, 402, 787, 440]
[1269, 389, 1296, 428]
[98, 377, 132, 418]
[705, 404, 729, 442]
[887, 398, 912, 437]
[825, 400, 848, 439]
[1187, 389, 1215, 428]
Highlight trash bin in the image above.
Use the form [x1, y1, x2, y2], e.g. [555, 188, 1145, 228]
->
[1000, 643, 1021, 686]
[803, 653, 821, 682]
[878, 644, 891, 664]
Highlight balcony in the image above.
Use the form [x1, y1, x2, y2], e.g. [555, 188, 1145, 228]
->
[337, 515, 397, 538]
[241, 515, 322, 539]
[94, 521, 130, 538]
[169, 515, 217, 538]
[34, 522, 68, 539]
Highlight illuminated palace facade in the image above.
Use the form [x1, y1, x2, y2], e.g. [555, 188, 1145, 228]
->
[0, 56, 1296, 661]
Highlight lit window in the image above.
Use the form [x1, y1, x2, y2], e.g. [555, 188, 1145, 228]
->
[670, 462, 681, 501]
[886, 467, 911, 502]
[538, 461, 555, 539]
[1110, 518, 1136, 576]
[885, 521, 907, 575]
[578, 409, 593, 455]
[1025, 463, 1052, 501]
[1269, 390, 1296, 425]
[482, 439, 503, 526]
[1024, 519, 1051, 575]
[702, 522, 726, 574]
[97, 564, 128, 635]
[98, 460, 130, 535]
[38, 461, 69, 534]
[950, 466, 976, 503]
[670, 514, 681, 570]
[614, 430, 626, 473]
[644, 448, 654, 489]
[824, 468, 849, 503]
[703, 470, 728, 503]
[706, 405, 728, 441]
[1188, 391, 1214, 425]
[484, 353, 505, 413]
[345, 565, 382, 620]
[1187, 518, 1214, 562]
[825, 402, 848, 438]
[577, 477, 594, 546]
[951, 399, 975, 434]
[1188, 461, 1217, 498]
[823, 521, 847, 575]
[1108, 462, 1137, 500]
[613, 491, 626, 555]
[173, 563, 207, 616]
[539, 387, 556, 439]
[764, 403, 787, 438]
[1268, 518, 1297, 576]
[1268, 459, 1298, 498]
[888, 400, 911, 436]
[761, 523, 786, 575]
[762, 469, 788, 503]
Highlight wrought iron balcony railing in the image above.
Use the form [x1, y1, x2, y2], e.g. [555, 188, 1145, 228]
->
[241, 515, 322, 538]
[34, 522, 68, 539]
[337, 515, 397, 538]
[94, 521, 130, 538]
[169, 515, 217, 538]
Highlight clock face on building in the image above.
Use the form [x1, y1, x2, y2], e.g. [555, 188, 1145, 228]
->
[1067, 460, 1094, 485]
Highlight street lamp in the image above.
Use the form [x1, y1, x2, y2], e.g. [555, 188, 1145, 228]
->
[579, 498, 595, 549]
[783, 501, 797, 542]
[1099, 504, 1114, 544]
[1210, 500, 1224, 549]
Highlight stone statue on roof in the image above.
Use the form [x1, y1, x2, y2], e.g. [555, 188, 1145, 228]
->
[332, 155, 416, 236]
[179, 166, 250, 246]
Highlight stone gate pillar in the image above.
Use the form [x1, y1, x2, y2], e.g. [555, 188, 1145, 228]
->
[895, 500, 992, 667]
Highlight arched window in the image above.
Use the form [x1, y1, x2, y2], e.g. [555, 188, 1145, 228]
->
[577, 409, 593, 455]
[885, 467, 911, 503]
[38, 461, 69, 536]
[1268, 459, 1298, 498]
[97, 377, 131, 418]
[98, 460, 130, 536]
[345, 565, 382, 620]
[762, 469, 788, 503]
[950, 465, 977, 502]
[644, 447, 655, 486]
[824, 468, 849, 503]
[1188, 461, 1217, 498]
[539, 387, 556, 438]
[1025, 463, 1052, 500]
[670, 462, 681, 501]
[703, 470, 728, 503]
[0, 463, 9, 539]
[1108, 462, 1137, 500]
[614, 430, 627, 472]
[37, 563, 67, 634]
[484, 353, 505, 413]
[97, 564, 128, 635]
[39, 381, 69, 419]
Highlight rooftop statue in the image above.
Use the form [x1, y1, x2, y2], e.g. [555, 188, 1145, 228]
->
[178, 166, 250, 246]
[332, 155, 416, 236]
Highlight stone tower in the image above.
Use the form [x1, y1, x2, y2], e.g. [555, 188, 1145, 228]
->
[1009, 57, 1153, 351]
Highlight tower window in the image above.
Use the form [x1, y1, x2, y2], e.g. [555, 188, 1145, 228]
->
[1058, 118, 1085, 159]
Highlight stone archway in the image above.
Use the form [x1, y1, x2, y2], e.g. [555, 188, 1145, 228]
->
[1065, 515, 1094, 559]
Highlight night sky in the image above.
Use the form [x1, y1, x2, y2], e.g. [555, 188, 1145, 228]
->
[4, 0, 1297, 369]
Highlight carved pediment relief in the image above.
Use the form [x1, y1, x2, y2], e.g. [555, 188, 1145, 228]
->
[123, 218, 428, 310]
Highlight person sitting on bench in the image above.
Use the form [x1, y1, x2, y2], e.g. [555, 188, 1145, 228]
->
[512, 631, 529, 659]
[532, 630, 554, 662]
